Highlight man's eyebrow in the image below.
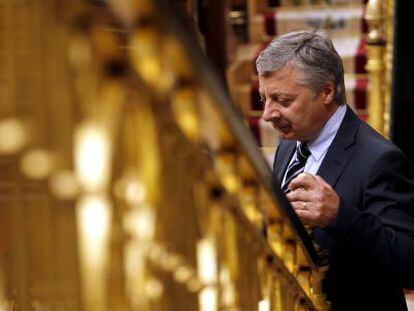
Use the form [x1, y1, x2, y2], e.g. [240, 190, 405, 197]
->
[269, 91, 295, 99]
[258, 90, 296, 101]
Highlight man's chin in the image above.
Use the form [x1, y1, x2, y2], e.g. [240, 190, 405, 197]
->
[279, 133, 297, 140]
[277, 127, 296, 140]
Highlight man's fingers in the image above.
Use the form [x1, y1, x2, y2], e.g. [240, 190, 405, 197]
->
[288, 172, 317, 191]
[288, 174, 339, 228]
[286, 188, 312, 202]
[294, 209, 315, 224]
[290, 201, 308, 210]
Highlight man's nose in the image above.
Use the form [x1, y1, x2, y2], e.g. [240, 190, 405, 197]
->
[262, 103, 280, 122]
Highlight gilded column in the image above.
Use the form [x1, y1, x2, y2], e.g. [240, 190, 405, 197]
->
[365, 0, 386, 135]
[383, 0, 395, 137]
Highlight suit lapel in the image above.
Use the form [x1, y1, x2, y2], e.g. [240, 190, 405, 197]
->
[316, 106, 361, 188]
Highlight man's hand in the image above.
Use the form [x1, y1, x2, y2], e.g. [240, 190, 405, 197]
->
[285, 173, 339, 227]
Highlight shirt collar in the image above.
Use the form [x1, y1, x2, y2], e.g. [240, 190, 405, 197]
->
[300, 104, 347, 161]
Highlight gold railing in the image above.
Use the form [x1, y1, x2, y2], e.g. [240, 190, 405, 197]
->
[365, 0, 395, 137]
[0, 0, 327, 310]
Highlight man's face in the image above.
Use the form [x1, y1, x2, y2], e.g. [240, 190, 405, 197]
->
[259, 64, 335, 142]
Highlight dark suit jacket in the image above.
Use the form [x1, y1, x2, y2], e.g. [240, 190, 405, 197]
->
[273, 106, 414, 310]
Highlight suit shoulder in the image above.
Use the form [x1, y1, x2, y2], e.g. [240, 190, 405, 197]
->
[354, 122, 411, 172]
[357, 122, 401, 154]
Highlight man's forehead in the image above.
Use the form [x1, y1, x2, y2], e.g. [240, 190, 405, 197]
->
[259, 66, 302, 90]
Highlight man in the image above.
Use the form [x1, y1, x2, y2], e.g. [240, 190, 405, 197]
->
[256, 29, 414, 310]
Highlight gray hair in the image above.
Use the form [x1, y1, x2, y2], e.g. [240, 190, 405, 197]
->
[256, 29, 346, 106]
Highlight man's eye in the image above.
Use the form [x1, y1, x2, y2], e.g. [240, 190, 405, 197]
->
[279, 100, 291, 107]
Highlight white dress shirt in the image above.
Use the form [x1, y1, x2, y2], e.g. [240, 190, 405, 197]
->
[282, 104, 347, 184]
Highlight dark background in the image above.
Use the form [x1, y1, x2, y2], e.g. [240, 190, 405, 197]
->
[391, 0, 414, 164]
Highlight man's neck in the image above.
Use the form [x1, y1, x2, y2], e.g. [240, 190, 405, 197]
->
[302, 103, 341, 143]
[306, 104, 347, 147]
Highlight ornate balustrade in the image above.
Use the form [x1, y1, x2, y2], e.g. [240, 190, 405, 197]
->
[0, 0, 327, 310]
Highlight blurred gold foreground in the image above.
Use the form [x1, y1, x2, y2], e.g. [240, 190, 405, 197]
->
[0, 0, 336, 310]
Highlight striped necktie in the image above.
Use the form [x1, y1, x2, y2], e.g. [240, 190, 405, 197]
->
[281, 142, 310, 192]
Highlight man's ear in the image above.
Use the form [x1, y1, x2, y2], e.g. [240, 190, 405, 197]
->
[323, 82, 335, 105]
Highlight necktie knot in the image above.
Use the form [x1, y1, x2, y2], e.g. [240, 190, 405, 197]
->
[297, 142, 310, 161]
